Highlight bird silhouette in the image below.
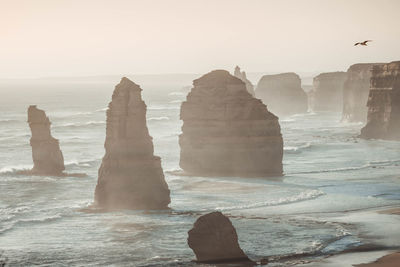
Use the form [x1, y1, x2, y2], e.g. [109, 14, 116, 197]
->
[354, 40, 372, 46]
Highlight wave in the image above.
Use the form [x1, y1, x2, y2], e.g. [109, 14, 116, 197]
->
[54, 121, 105, 128]
[95, 107, 108, 112]
[168, 92, 186, 96]
[0, 214, 63, 235]
[148, 106, 180, 110]
[0, 164, 32, 174]
[0, 118, 20, 124]
[284, 142, 312, 153]
[214, 189, 325, 212]
[169, 100, 182, 103]
[147, 116, 170, 121]
[65, 159, 99, 168]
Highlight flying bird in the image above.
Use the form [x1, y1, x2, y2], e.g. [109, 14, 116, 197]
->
[354, 40, 372, 46]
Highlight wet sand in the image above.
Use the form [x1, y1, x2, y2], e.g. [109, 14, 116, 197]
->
[355, 251, 400, 267]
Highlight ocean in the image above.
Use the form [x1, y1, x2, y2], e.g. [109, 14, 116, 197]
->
[0, 77, 399, 266]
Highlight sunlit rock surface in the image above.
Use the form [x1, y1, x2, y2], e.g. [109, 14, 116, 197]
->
[94, 77, 170, 210]
[188, 211, 254, 264]
[310, 72, 347, 111]
[255, 72, 307, 116]
[234, 66, 255, 96]
[179, 70, 283, 177]
[27, 105, 65, 176]
[361, 61, 400, 140]
[342, 63, 384, 122]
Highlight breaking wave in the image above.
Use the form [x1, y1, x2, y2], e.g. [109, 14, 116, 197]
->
[284, 142, 312, 154]
[54, 121, 105, 128]
[147, 116, 170, 121]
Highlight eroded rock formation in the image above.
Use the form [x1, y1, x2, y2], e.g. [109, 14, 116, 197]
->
[360, 61, 400, 140]
[255, 72, 307, 116]
[310, 72, 347, 111]
[27, 105, 65, 176]
[188, 211, 254, 264]
[179, 70, 283, 177]
[94, 77, 170, 210]
[234, 66, 255, 96]
[342, 63, 384, 122]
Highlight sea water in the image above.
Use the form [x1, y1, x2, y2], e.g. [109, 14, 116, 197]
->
[0, 77, 399, 266]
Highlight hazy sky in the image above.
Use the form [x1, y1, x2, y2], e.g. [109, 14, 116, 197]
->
[1, 0, 399, 78]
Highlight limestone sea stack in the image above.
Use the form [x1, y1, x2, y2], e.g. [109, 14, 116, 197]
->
[234, 66, 255, 96]
[94, 77, 170, 210]
[310, 72, 347, 111]
[188, 211, 254, 264]
[360, 61, 400, 140]
[255, 72, 307, 116]
[179, 70, 283, 177]
[342, 63, 384, 122]
[27, 105, 65, 176]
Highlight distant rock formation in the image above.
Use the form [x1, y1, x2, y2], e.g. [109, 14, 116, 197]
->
[360, 61, 400, 140]
[342, 63, 384, 122]
[27, 105, 65, 176]
[94, 77, 170, 210]
[310, 72, 347, 111]
[234, 66, 255, 96]
[255, 72, 307, 116]
[179, 70, 283, 177]
[188, 211, 254, 264]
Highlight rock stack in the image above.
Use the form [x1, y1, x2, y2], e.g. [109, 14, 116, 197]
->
[360, 61, 400, 140]
[94, 77, 170, 210]
[188, 211, 254, 264]
[310, 72, 347, 111]
[255, 72, 307, 116]
[27, 105, 65, 176]
[342, 63, 384, 122]
[179, 70, 283, 177]
[234, 66, 255, 96]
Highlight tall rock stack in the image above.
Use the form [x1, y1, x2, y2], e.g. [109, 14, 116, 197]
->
[360, 61, 400, 140]
[179, 70, 283, 177]
[233, 66, 255, 96]
[342, 63, 384, 122]
[94, 77, 170, 210]
[310, 72, 347, 111]
[255, 72, 307, 116]
[27, 105, 65, 176]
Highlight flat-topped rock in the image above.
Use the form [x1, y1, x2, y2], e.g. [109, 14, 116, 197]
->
[310, 72, 347, 111]
[360, 61, 400, 140]
[94, 77, 170, 210]
[342, 63, 385, 122]
[188, 211, 254, 264]
[179, 70, 283, 177]
[234, 66, 255, 96]
[27, 105, 65, 176]
[255, 72, 307, 116]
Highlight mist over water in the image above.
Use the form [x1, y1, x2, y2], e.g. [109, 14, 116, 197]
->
[0, 77, 399, 266]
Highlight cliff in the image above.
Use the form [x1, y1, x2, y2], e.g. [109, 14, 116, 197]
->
[179, 70, 283, 177]
[234, 66, 255, 96]
[255, 72, 307, 116]
[342, 63, 384, 122]
[27, 105, 65, 176]
[94, 77, 170, 210]
[188, 211, 254, 264]
[310, 72, 347, 111]
[360, 61, 400, 140]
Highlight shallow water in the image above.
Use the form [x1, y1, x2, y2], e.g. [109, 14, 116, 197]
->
[0, 78, 399, 266]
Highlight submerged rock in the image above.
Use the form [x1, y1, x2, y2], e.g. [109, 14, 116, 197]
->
[310, 72, 347, 111]
[188, 211, 254, 264]
[360, 61, 400, 140]
[94, 77, 170, 210]
[27, 105, 65, 176]
[234, 66, 255, 96]
[255, 72, 307, 116]
[179, 70, 283, 177]
[342, 63, 384, 122]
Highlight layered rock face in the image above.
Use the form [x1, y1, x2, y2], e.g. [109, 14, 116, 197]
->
[310, 72, 347, 111]
[188, 211, 253, 264]
[255, 72, 307, 116]
[94, 77, 170, 210]
[27, 105, 65, 176]
[234, 66, 255, 96]
[360, 61, 400, 140]
[342, 63, 384, 122]
[179, 70, 283, 177]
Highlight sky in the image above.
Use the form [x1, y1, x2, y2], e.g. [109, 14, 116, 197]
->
[1, 0, 399, 78]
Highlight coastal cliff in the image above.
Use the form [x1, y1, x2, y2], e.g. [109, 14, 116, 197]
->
[179, 70, 283, 177]
[310, 72, 347, 111]
[94, 77, 170, 210]
[234, 66, 255, 96]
